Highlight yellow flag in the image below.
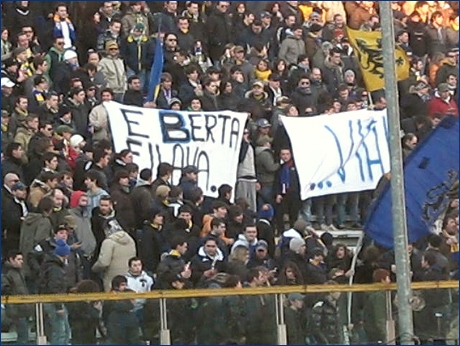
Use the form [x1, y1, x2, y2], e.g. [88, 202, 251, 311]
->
[346, 27, 410, 92]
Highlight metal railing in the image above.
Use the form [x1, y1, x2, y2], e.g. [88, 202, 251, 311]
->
[2, 281, 458, 345]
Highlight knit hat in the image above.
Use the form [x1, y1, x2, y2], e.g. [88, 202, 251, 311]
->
[293, 219, 308, 233]
[289, 237, 306, 253]
[63, 49, 78, 61]
[257, 204, 274, 220]
[70, 190, 87, 208]
[70, 134, 85, 148]
[134, 23, 145, 31]
[55, 125, 74, 135]
[54, 239, 71, 257]
[437, 83, 449, 92]
[288, 293, 305, 301]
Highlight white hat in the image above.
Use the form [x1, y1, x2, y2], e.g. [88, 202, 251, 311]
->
[1, 77, 15, 88]
[70, 134, 85, 148]
[63, 49, 78, 61]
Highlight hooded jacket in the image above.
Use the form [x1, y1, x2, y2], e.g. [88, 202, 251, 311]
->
[92, 230, 136, 292]
[19, 212, 53, 276]
[190, 245, 225, 286]
[278, 34, 306, 66]
[322, 55, 344, 96]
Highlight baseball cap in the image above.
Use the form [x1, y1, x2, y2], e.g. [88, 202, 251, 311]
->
[1, 77, 15, 88]
[252, 80, 265, 88]
[260, 11, 272, 18]
[256, 240, 268, 250]
[106, 40, 119, 50]
[257, 118, 271, 128]
[288, 293, 305, 301]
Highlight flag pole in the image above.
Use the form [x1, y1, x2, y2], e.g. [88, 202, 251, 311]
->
[379, 3, 414, 344]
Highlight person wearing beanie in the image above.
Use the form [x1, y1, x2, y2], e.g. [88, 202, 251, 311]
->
[38, 238, 72, 344]
[280, 237, 308, 282]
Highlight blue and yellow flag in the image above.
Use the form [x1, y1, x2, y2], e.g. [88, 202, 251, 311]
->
[147, 35, 164, 103]
[347, 27, 410, 92]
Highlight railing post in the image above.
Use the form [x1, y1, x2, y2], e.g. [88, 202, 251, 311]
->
[36, 303, 47, 345]
[385, 290, 396, 345]
[275, 293, 287, 345]
[159, 298, 171, 345]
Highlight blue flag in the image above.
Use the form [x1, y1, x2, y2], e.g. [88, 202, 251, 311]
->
[146, 36, 164, 103]
[364, 116, 459, 249]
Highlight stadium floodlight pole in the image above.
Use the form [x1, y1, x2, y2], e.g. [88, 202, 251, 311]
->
[379, 2, 415, 344]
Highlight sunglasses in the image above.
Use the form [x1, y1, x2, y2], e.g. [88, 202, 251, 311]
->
[56, 42, 65, 46]
[167, 38, 177, 42]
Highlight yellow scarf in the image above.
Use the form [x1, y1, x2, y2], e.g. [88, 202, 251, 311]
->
[255, 69, 272, 82]
[169, 249, 181, 257]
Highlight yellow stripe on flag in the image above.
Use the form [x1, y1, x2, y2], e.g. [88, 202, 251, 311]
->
[346, 27, 410, 92]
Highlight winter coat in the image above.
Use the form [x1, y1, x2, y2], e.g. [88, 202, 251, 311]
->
[89, 104, 110, 143]
[110, 183, 136, 235]
[68, 207, 96, 257]
[125, 270, 155, 310]
[400, 92, 429, 119]
[1, 262, 34, 318]
[1, 196, 27, 250]
[65, 98, 90, 138]
[200, 90, 220, 111]
[205, 9, 232, 51]
[190, 246, 226, 286]
[92, 230, 137, 292]
[425, 25, 448, 57]
[285, 306, 306, 344]
[428, 93, 459, 118]
[278, 35, 306, 66]
[106, 299, 141, 344]
[67, 301, 100, 345]
[123, 89, 143, 107]
[121, 9, 149, 37]
[120, 34, 154, 73]
[19, 212, 54, 277]
[38, 254, 68, 310]
[322, 55, 344, 96]
[156, 251, 187, 288]
[139, 222, 166, 273]
[13, 126, 34, 164]
[347, 4, 372, 30]
[309, 296, 343, 344]
[290, 87, 315, 113]
[98, 56, 127, 94]
[130, 181, 154, 229]
[1, 157, 24, 180]
[362, 291, 387, 343]
[435, 60, 458, 86]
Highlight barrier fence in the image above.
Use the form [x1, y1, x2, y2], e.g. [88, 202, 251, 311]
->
[1, 281, 458, 345]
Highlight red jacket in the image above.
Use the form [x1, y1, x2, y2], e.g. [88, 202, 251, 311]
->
[428, 95, 459, 118]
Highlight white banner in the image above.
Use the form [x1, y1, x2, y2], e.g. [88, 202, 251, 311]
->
[281, 109, 390, 200]
[104, 102, 248, 198]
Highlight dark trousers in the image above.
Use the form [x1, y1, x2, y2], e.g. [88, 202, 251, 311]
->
[275, 191, 301, 232]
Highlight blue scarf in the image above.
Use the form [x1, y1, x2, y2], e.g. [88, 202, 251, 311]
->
[279, 162, 292, 194]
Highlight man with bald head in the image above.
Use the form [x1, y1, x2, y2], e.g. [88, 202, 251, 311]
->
[2, 173, 20, 203]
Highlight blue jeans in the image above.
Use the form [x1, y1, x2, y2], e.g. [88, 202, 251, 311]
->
[299, 199, 313, 225]
[337, 192, 360, 224]
[43, 304, 70, 345]
[314, 194, 335, 225]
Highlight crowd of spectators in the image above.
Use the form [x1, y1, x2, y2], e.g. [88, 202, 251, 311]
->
[1, 1, 459, 345]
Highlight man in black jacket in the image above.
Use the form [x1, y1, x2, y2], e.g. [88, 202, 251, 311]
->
[38, 239, 72, 344]
[123, 75, 144, 107]
[2, 250, 34, 344]
[205, 2, 232, 63]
